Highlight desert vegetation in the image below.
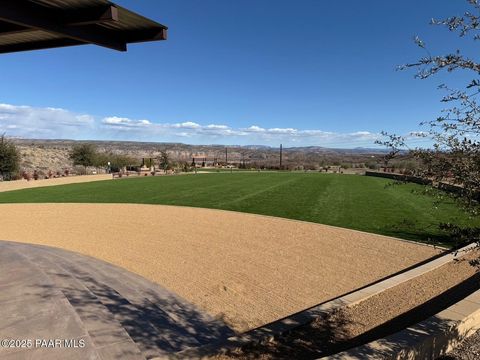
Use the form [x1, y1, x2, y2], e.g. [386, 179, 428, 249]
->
[10, 138, 423, 175]
[0, 134, 19, 181]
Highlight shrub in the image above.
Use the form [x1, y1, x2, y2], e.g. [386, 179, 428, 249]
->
[21, 171, 31, 181]
[70, 144, 97, 170]
[0, 135, 20, 181]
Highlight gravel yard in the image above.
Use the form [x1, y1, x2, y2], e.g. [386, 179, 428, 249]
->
[0, 174, 112, 193]
[0, 203, 441, 332]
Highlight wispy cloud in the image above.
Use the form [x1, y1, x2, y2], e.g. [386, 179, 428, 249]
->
[0, 102, 387, 147]
[0, 103, 94, 138]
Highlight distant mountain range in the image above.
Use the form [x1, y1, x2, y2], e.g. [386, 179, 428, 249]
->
[12, 138, 390, 173]
[13, 138, 389, 154]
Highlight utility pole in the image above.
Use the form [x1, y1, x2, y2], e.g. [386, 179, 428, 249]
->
[279, 144, 283, 170]
[225, 147, 228, 165]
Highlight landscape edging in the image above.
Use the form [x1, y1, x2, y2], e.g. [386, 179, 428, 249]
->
[324, 288, 480, 359]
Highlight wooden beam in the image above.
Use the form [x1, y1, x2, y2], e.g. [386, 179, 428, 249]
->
[62, 5, 119, 26]
[0, 38, 84, 54]
[0, 21, 26, 34]
[0, 1, 126, 51]
[122, 27, 168, 43]
[0, 5, 119, 36]
[0, 27, 168, 54]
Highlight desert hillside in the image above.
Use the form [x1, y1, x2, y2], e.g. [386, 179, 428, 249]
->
[13, 139, 388, 175]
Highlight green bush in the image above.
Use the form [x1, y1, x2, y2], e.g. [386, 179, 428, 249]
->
[0, 135, 20, 181]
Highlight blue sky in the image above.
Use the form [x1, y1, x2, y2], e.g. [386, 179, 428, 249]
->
[0, 0, 476, 147]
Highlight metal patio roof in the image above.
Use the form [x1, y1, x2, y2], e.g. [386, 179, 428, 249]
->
[0, 0, 167, 53]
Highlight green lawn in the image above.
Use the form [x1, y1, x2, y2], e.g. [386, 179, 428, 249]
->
[0, 173, 475, 246]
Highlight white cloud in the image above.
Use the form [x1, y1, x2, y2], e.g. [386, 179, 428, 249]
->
[245, 125, 266, 132]
[0, 102, 390, 147]
[268, 128, 297, 134]
[0, 103, 94, 138]
[172, 121, 201, 129]
[206, 124, 229, 129]
[102, 116, 151, 127]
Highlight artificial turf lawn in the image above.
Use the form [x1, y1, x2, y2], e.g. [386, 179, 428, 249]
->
[0, 172, 475, 246]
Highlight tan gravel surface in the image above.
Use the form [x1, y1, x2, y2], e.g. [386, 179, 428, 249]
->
[212, 250, 480, 359]
[0, 203, 441, 332]
[0, 175, 112, 193]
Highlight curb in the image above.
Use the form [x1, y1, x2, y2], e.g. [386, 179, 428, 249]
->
[324, 289, 480, 359]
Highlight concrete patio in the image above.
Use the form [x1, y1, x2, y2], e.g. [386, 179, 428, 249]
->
[0, 240, 233, 359]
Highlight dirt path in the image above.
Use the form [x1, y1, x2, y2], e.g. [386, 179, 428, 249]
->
[0, 203, 441, 332]
[0, 174, 112, 193]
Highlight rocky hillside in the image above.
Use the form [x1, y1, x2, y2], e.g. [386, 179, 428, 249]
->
[13, 139, 388, 174]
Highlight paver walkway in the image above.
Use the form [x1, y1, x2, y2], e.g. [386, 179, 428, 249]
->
[0, 240, 233, 360]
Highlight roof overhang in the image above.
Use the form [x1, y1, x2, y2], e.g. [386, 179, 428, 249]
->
[0, 0, 167, 54]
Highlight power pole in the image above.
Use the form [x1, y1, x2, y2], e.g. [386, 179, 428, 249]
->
[225, 147, 228, 165]
[279, 144, 283, 170]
